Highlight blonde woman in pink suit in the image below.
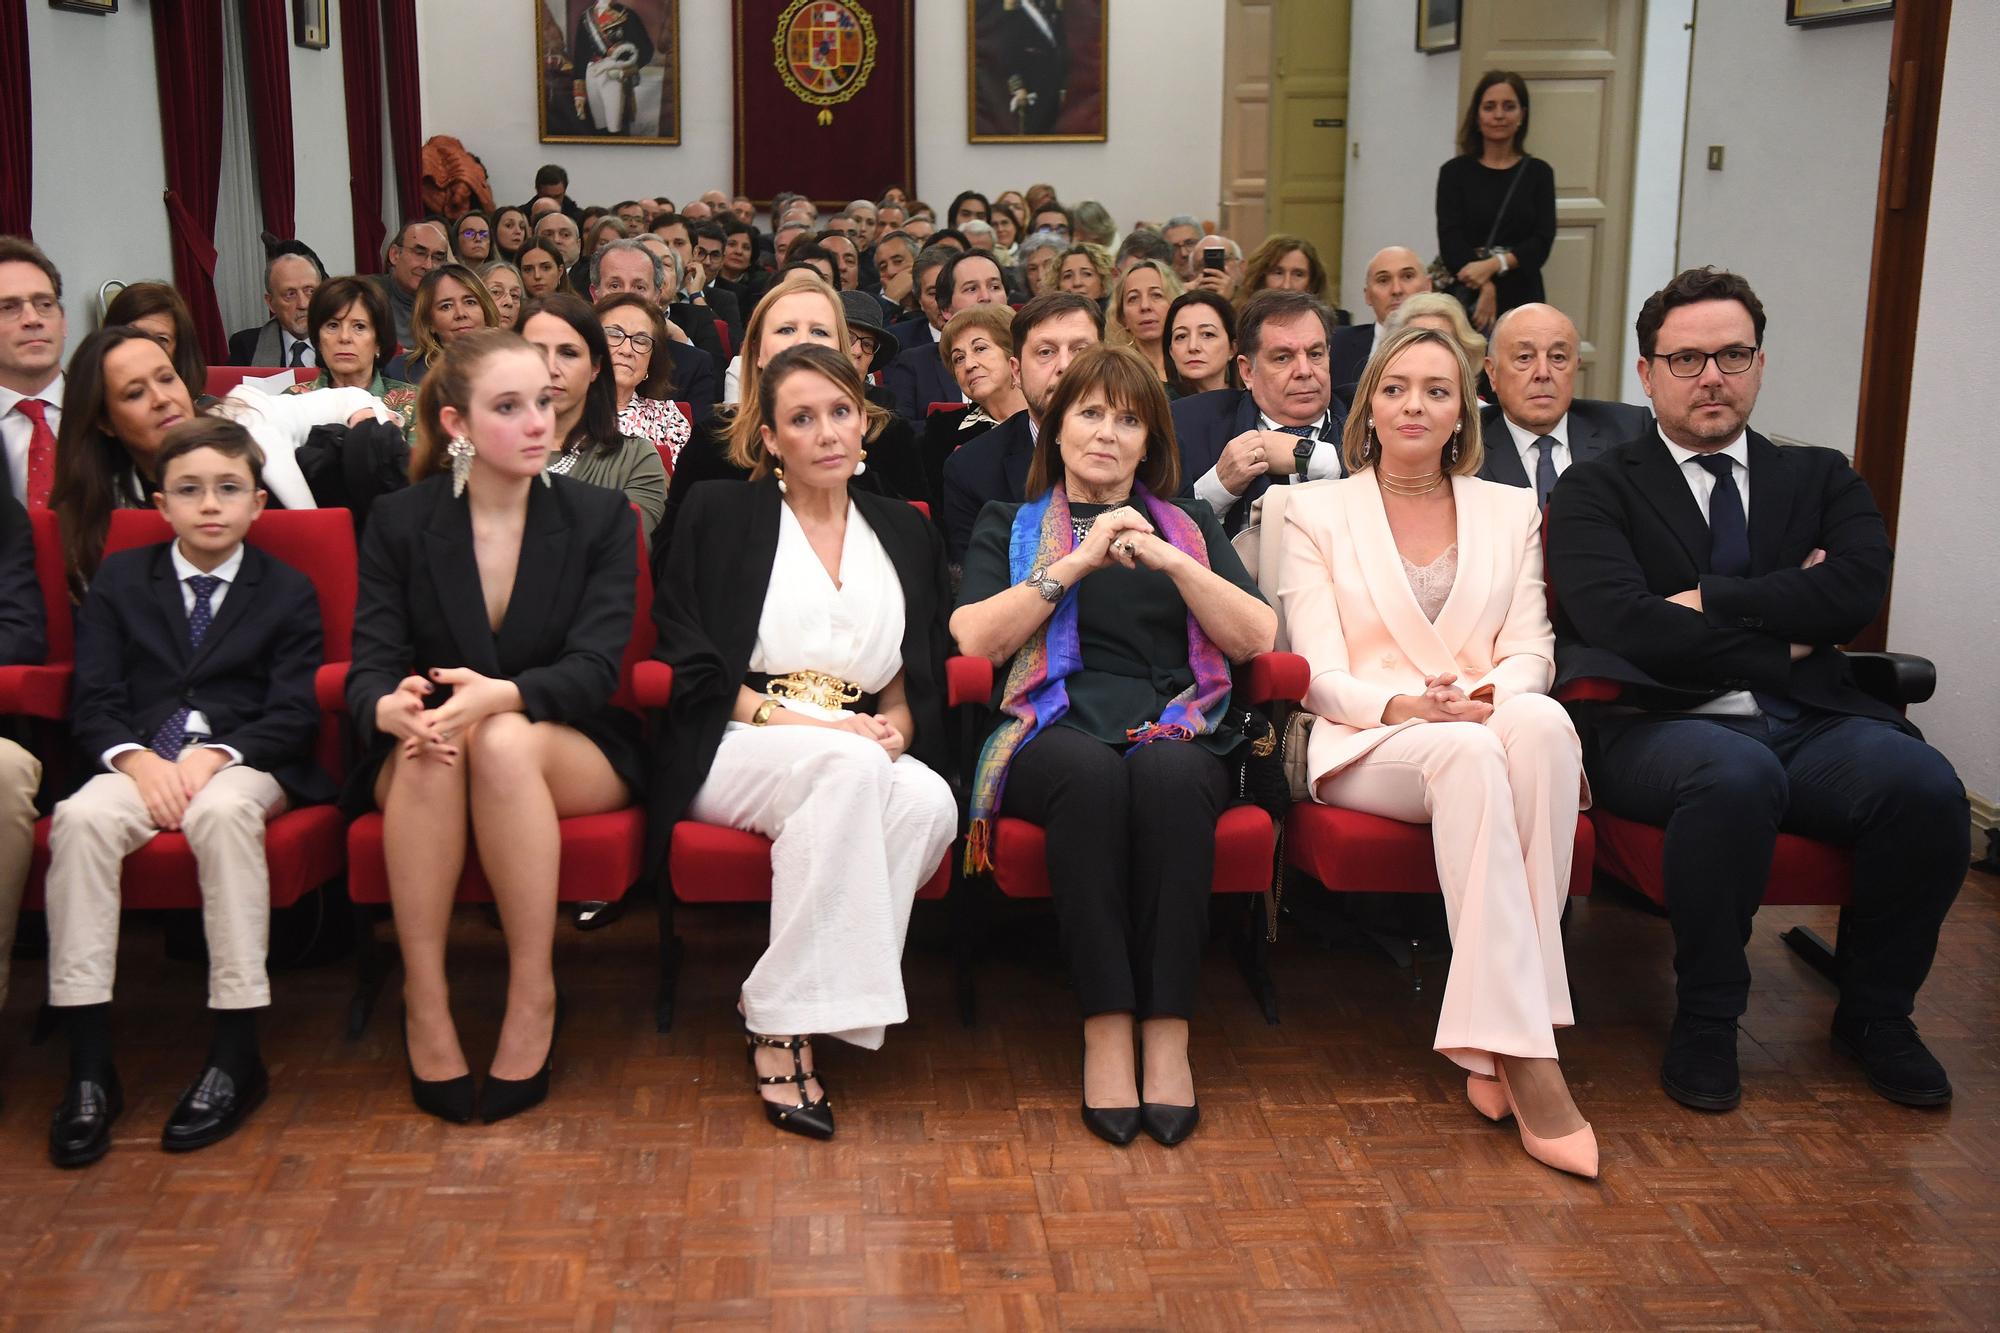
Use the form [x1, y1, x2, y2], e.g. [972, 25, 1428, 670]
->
[1276, 324, 1596, 1179]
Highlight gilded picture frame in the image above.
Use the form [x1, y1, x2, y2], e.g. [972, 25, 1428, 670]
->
[293, 0, 329, 50]
[1785, 0, 1894, 27]
[967, 0, 1107, 144]
[1416, 0, 1460, 55]
[538, 0, 682, 146]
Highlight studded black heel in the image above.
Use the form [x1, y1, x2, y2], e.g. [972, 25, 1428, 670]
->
[745, 1027, 834, 1141]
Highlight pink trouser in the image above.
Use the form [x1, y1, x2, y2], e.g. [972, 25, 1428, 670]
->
[1313, 693, 1582, 1075]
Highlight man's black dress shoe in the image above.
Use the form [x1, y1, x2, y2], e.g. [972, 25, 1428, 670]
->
[1140, 1101, 1200, 1147]
[1661, 1010, 1741, 1111]
[162, 1062, 269, 1153]
[1080, 1104, 1140, 1146]
[1832, 1013, 1953, 1107]
[49, 1073, 123, 1168]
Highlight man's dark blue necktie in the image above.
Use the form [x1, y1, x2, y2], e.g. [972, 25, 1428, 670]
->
[1694, 454, 1795, 717]
[1694, 454, 1749, 576]
[1534, 436, 1558, 509]
[150, 574, 221, 761]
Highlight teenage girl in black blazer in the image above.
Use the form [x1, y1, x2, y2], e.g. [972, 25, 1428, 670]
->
[347, 329, 641, 1126]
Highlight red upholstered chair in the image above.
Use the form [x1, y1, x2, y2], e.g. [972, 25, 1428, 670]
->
[1553, 651, 1936, 979]
[336, 513, 657, 1037]
[203, 366, 315, 398]
[713, 319, 732, 360]
[926, 401, 964, 416]
[636, 657, 955, 1033]
[0, 510, 76, 722]
[1284, 803, 1596, 992]
[672, 401, 692, 430]
[20, 509, 354, 942]
[949, 651, 1309, 1024]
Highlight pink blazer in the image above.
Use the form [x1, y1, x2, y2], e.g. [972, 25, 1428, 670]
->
[1275, 472, 1556, 787]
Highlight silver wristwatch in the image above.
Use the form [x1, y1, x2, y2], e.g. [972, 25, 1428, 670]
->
[1024, 564, 1066, 603]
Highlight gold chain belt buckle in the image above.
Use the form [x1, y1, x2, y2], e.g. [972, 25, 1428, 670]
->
[764, 669, 864, 712]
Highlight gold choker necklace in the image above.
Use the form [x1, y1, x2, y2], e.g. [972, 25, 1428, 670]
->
[1377, 468, 1445, 496]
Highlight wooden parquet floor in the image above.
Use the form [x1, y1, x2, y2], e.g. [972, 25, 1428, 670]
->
[0, 867, 1993, 1330]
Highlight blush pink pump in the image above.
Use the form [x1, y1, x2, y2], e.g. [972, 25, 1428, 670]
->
[1466, 1073, 1511, 1122]
[1492, 1061, 1599, 1179]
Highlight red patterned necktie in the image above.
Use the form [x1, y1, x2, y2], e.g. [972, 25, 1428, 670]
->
[14, 399, 55, 509]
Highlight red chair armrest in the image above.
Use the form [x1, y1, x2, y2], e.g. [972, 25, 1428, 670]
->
[947, 655, 994, 708]
[0, 663, 73, 720]
[314, 662, 349, 714]
[1553, 678, 1622, 704]
[1244, 652, 1308, 705]
[631, 659, 674, 708]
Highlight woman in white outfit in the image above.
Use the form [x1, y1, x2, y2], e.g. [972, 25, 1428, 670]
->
[647, 342, 958, 1140]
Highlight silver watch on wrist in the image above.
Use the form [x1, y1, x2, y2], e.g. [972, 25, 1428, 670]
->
[1024, 563, 1066, 603]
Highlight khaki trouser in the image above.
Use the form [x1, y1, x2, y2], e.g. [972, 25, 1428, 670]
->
[46, 766, 287, 1009]
[0, 738, 43, 1010]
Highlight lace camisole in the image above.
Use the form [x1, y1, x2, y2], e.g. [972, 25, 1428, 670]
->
[1400, 543, 1458, 622]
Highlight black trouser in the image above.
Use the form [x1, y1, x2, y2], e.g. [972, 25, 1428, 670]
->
[1000, 726, 1229, 1019]
[1588, 709, 1967, 1020]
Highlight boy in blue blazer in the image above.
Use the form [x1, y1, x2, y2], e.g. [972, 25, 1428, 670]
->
[44, 420, 327, 1168]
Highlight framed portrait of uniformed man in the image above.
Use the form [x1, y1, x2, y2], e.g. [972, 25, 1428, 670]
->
[967, 0, 1106, 143]
[537, 0, 681, 144]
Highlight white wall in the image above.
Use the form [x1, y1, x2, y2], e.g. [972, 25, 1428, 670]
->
[1676, 3, 1889, 453]
[26, 3, 358, 340]
[27, 4, 173, 336]
[293, 4, 356, 277]
[414, 0, 1221, 227]
[1888, 4, 2000, 826]
[1339, 3, 1459, 317]
[1620, 0, 1692, 405]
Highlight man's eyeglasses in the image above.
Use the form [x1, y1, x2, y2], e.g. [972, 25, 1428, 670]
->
[604, 326, 655, 353]
[0, 296, 59, 323]
[852, 334, 879, 359]
[1654, 345, 1757, 378]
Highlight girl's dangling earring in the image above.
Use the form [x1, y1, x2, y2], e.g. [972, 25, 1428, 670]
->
[448, 435, 475, 498]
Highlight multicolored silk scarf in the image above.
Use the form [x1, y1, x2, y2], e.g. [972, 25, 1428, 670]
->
[965, 484, 1234, 872]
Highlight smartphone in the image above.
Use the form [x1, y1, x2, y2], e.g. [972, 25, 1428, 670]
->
[1202, 247, 1227, 271]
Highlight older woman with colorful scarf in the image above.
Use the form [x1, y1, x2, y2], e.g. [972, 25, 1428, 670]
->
[951, 345, 1275, 1149]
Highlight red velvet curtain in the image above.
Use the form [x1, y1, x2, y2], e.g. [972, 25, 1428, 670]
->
[381, 0, 422, 222]
[151, 1, 229, 362]
[340, 0, 386, 273]
[0, 1, 30, 238]
[240, 0, 296, 240]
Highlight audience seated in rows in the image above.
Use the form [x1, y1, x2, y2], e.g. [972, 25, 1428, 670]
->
[0, 154, 1972, 1178]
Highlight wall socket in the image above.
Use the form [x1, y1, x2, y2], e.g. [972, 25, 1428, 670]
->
[1707, 145, 1725, 171]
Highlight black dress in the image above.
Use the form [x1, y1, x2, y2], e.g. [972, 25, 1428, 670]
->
[1434, 155, 1557, 317]
[344, 474, 645, 814]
